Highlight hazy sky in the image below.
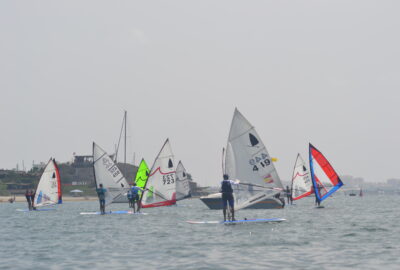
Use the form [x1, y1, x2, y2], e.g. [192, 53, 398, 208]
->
[1, 1, 399, 186]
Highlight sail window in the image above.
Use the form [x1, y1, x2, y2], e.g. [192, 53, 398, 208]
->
[249, 133, 259, 146]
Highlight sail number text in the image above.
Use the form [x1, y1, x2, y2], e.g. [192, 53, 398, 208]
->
[249, 153, 271, 171]
[163, 174, 175, 185]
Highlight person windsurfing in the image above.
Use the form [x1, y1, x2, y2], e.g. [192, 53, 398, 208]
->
[96, 184, 107, 214]
[25, 190, 32, 210]
[130, 182, 144, 213]
[220, 174, 239, 222]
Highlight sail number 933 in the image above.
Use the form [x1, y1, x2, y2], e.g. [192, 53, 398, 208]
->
[163, 174, 175, 185]
[249, 153, 270, 171]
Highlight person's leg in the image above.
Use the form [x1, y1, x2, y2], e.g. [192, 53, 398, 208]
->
[229, 196, 235, 221]
[100, 200, 105, 214]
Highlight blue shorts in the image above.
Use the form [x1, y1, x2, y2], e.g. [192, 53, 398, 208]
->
[222, 193, 234, 208]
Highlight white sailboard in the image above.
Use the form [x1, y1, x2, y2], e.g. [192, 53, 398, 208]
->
[225, 108, 284, 210]
[80, 211, 148, 215]
[140, 139, 176, 208]
[186, 218, 286, 225]
[93, 142, 130, 205]
[291, 154, 313, 200]
[175, 161, 191, 201]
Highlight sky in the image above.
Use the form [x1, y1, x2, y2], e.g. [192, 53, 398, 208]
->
[1, 1, 399, 186]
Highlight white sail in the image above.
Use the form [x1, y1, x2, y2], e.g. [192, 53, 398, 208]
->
[291, 154, 313, 200]
[175, 161, 191, 201]
[226, 108, 283, 210]
[33, 159, 62, 207]
[141, 139, 176, 208]
[93, 142, 130, 205]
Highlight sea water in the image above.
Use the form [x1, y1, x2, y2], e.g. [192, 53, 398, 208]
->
[0, 195, 399, 270]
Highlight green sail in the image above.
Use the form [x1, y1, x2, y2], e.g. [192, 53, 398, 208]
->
[135, 159, 153, 198]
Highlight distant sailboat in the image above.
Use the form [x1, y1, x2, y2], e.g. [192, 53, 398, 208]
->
[291, 154, 313, 200]
[33, 158, 62, 208]
[309, 143, 344, 206]
[224, 108, 284, 211]
[175, 161, 191, 201]
[93, 142, 130, 205]
[140, 139, 176, 208]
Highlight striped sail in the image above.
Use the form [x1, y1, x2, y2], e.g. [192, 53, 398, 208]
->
[93, 142, 130, 205]
[141, 139, 176, 208]
[34, 158, 62, 207]
[309, 143, 343, 202]
[291, 154, 313, 200]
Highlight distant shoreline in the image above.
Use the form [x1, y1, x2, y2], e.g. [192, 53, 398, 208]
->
[0, 196, 98, 203]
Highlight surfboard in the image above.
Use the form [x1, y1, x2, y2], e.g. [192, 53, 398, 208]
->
[186, 217, 286, 224]
[79, 210, 148, 215]
[315, 206, 325, 209]
[16, 208, 56, 212]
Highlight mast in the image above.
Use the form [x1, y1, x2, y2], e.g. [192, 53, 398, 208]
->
[124, 110, 127, 178]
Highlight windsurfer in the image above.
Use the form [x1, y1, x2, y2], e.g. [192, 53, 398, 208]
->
[30, 190, 36, 210]
[220, 174, 238, 222]
[130, 182, 144, 213]
[286, 185, 293, 205]
[25, 190, 32, 210]
[96, 184, 107, 214]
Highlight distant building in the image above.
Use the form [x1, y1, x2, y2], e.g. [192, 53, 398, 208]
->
[72, 154, 93, 168]
[387, 178, 400, 187]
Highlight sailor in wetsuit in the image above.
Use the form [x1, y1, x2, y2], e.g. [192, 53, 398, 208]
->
[220, 174, 239, 222]
[130, 182, 144, 213]
[30, 190, 36, 210]
[25, 190, 32, 210]
[96, 184, 107, 214]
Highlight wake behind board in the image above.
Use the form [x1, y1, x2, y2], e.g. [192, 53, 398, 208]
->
[17, 208, 56, 212]
[186, 218, 286, 225]
[80, 210, 148, 215]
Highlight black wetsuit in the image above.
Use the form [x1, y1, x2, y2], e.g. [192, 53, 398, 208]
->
[25, 191, 32, 210]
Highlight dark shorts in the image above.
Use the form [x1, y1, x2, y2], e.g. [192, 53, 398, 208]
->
[99, 199, 105, 205]
[132, 194, 139, 202]
[222, 193, 234, 208]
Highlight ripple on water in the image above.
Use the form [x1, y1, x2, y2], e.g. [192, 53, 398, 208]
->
[1, 196, 400, 269]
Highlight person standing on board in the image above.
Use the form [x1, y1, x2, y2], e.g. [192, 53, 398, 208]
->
[96, 184, 107, 214]
[285, 185, 293, 205]
[220, 174, 239, 222]
[30, 190, 36, 210]
[130, 182, 144, 213]
[25, 190, 32, 210]
[127, 186, 134, 208]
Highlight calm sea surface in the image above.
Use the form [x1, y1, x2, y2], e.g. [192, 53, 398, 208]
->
[0, 195, 399, 270]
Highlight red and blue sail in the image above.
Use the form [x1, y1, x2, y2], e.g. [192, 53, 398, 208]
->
[309, 143, 343, 202]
